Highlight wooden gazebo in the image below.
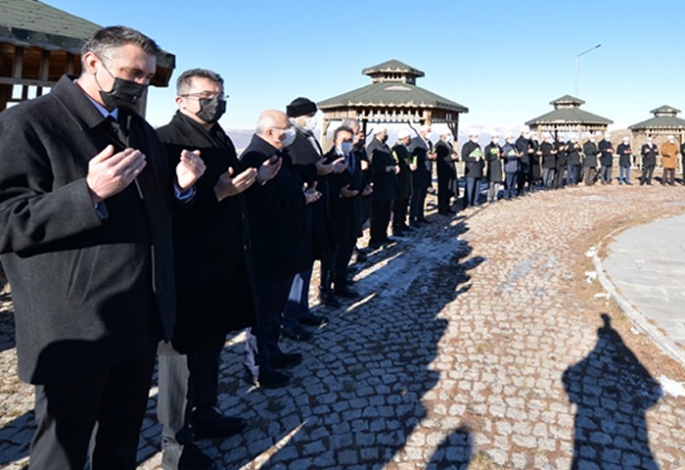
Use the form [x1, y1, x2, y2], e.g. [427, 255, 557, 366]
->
[0, 0, 175, 115]
[525, 95, 613, 139]
[629, 106, 685, 172]
[318, 59, 468, 146]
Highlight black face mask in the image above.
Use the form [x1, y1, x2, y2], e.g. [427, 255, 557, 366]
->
[196, 96, 226, 124]
[96, 61, 148, 110]
[381, 135, 389, 143]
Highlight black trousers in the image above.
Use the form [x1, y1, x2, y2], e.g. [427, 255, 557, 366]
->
[437, 176, 452, 212]
[157, 334, 226, 451]
[392, 197, 410, 229]
[409, 187, 427, 222]
[370, 199, 392, 243]
[245, 277, 293, 379]
[333, 237, 357, 289]
[641, 165, 655, 184]
[30, 349, 156, 470]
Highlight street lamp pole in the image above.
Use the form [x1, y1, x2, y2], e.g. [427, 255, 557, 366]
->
[575, 44, 601, 97]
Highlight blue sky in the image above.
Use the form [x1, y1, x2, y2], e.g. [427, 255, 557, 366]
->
[46, 0, 684, 132]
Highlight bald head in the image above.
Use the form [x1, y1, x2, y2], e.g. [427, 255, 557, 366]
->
[256, 109, 291, 149]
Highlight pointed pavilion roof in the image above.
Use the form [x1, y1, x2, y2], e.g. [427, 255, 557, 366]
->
[629, 105, 685, 131]
[318, 60, 467, 114]
[525, 94, 612, 126]
[0, 0, 175, 86]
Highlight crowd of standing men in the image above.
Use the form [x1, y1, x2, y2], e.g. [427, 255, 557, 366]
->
[0, 25, 684, 470]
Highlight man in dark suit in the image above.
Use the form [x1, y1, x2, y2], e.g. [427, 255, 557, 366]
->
[408, 125, 434, 227]
[541, 134, 557, 189]
[435, 130, 458, 215]
[0, 26, 206, 470]
[583, 135, 599, 185]
[326, 126, 373, 294]
[240, 110, 320, 389]
[640, 137, 658, 185]
[599, 132, 615, 184]
[515, 131, 534, 194]
[617, 136, 633, 185]
[391, 129, 416, 232]
[461, 132, 484, 208]
[156, 69, 280, 470]
[366, 127, 399, 248]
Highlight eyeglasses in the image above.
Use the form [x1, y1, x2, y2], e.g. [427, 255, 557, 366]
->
[180, 92, 228, 100]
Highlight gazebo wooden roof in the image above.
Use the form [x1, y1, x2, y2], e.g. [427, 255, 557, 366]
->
[525, 95, 613, 136]
[318, 59, 468, 141]
[0, 0, 175, 113]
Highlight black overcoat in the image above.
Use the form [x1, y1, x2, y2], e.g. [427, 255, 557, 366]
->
[408, 136, 432, 189]
[239, 135, 315, 283]
[435, 140, 457, 182]
[484, 143, 503, 183]
[391, 143, 413, 199]
[617, 143, 632, 167]
[0, 75, 176, 384]
[156, 112, 255, 353]
[567, 141, 582, 166]
[583, 141, 599, 167]
[541, 142, 556, 168]
[641, 144, 658, 167]
[326, 148, 366, 243]
[599, 139, 614, 167]
[461, 141, 485, 178]
[287, 130, 333, 258]
[366, 137, 398, 201]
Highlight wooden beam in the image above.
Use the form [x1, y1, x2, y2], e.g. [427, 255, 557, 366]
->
[0, 84, 11, 112]
[0, 76, 56, 87]
[12, 46, 24, 79]
[39, 50, 50, 82]
[65, 53, 75, 75]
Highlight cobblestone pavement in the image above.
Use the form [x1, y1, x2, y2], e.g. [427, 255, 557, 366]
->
[2, 183, 685, 470]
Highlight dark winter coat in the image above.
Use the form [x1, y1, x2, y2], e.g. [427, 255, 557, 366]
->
[0, 76, 176, 384]
[515, 136, 532, 166]
[435, 140, 457, 182]
[617, 143, 632, 167]
[409, 136, 432, 189]
[461, 141, 485, 178]
[239, 135, 315, 283]
[641, 143, 658, 167]
[599, 139, 614, 167]
[541, 141, 556, 169]
[288, 129, 333, 259]
[567, 141, 582, 166]
[156, 112, 255, 353]
[555, 140, 568, 167]
[326, 147, 366, 243]
[392, 143, 413, 199]
[484, 142, 503, 183]
[583, 141, 599, 167]
[366, 137, 398, 201]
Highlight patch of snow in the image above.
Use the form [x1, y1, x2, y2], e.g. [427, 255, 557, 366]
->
[659, 375, 685, 398]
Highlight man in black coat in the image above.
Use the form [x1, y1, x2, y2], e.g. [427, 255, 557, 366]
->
[435, 130, 458, 215]
[599, 132, 615, 184]
[554, 134, 568, 188]
[408, 125, 435, 227]
[515, 131, 534, 194]
[484, 135, 503, 203]
[640, 137, 659, 185]
[326, 126, 373, 294]
[367, 127, 399, 248]
[156, 69, 280, 470]
[583, 135, 599, 185]
[240, 110, 320, 389]
[566, 136, 582, 186]
[617, 136, 633, 185]
[541, 134, 557, 189]
[0, 26, 206, 470]
[392, 129, 416, 231]
[281, 97, 344, 335]
[461, 132, 485, 208]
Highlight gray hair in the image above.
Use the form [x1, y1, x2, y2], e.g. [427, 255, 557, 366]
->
[255, 113, 278, 136]
[341, 118, 359, 130]
[176, 68, 224, 96]
[81, 26, 160, 65]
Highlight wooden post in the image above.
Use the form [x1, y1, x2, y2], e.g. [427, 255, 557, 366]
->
[0, 84, 11, 112]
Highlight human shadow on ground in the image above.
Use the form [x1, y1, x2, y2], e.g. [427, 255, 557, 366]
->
[178, 219, 484, 469]
[425, 425, 473, 470]
[562, 314, 662, 470]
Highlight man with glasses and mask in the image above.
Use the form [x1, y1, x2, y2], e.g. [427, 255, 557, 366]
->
[156, 69, 281, 470]
[0, 26, 206, 470]
[240, 110, 321, 389]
